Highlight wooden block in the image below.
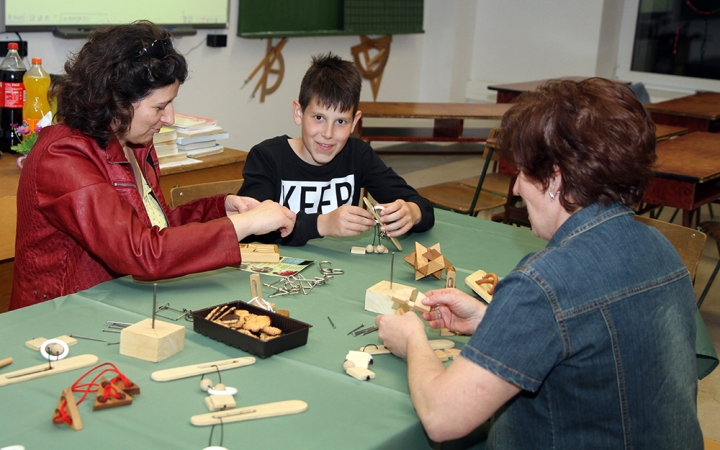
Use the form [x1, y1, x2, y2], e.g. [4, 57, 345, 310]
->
[365, 280, 415, 315]
[411, 291, 431, 313]
[205, 394, 237, 411]
[350, 246, 366, 254]
[93, 377, 133, 411]
[240, 244, 280, 263]
[434, 349, 449, 362]
[445, 348, 461, 359]
[26, 335, 78, 352]
[54, 387, 83, 431]
[465, 269, 496, 303]
[345, 350, 373, 369]
[346, 366, 375, 381]
[119, 318, 185, 363]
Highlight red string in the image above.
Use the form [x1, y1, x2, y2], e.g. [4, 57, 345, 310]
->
[52, 362, 130, 425]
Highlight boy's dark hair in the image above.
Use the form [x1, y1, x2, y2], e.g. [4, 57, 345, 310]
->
[298, 53, 361, 114]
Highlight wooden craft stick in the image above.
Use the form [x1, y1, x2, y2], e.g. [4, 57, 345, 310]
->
[0, 357, 12, 369]
[26, 335, 78, 351]
[190, 400, 308, 426]
[250, 274, 263, 301]
[151, 357, 256, 382]
[0, 354, 99, 387]
[362, 197, 402, 251]
[360, 339, 455, 355]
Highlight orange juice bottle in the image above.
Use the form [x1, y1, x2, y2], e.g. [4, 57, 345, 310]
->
[23, 57, 51, 131]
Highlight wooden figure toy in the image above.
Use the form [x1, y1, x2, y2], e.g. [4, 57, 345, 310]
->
[363, 197, 402, 251]
[343, 350, 375, 381]
[403, 242, 453, 280]
[391, 288, 431, 314]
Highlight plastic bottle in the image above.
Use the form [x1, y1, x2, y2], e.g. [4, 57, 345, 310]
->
[0, 43, 27, 152]
[23, 57, 51, 132]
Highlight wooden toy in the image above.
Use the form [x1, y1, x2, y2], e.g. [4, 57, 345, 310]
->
[359, 339, 455, 355]
[26, 335, 77, 351]
[239, 244, 280, 263]
[119, 318, 185, 363]
[190, 400, 308, 426]
[54, 387, 83, 431]
[403, 242, 452, 280]
[120, 284, 185, 362]
[446, 265, 456, 288]
[365, 280, 415, 315]
[93, 377, 133, 411]
[465, 269, 498, 303]
[391, 288, 431, 314]
[205, 393, 237, 411]
[363, 197, 402, 251]
[346, 366, 376, 381]
[151, 357, 256, 382]
[0, 354, 99, 387]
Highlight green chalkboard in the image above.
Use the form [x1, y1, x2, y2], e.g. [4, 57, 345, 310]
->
[237, 0, 424, 38]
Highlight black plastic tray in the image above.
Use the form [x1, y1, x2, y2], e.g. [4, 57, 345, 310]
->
[193, 301, 312, 359]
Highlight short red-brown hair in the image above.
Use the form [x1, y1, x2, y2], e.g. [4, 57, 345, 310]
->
[498, 78, 656, 211]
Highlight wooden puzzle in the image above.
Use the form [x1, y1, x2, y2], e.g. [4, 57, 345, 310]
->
[403, 242, 453, 280]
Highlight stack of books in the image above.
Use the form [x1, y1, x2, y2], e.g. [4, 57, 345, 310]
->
[171, 113, 229, 157]
[152, 127, 187, 164]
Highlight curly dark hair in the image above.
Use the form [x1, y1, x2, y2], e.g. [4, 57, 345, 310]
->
[498, 78, 657, 211]
[298, 53, 361, 114]
[51, 21, 188, 148]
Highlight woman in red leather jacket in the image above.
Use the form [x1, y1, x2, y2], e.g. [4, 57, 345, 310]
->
[10, 21, 295, 310]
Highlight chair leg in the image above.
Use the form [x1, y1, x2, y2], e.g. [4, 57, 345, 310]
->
[698, 242, 720, 309]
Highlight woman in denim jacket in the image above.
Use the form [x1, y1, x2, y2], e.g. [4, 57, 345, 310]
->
[376, 78, 702, 449]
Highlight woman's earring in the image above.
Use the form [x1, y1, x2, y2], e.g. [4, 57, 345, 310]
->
[549, 191, 556, 200]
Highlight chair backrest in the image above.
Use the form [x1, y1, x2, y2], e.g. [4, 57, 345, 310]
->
[635, 215, 706, 282]
[170, 179, 244, 208]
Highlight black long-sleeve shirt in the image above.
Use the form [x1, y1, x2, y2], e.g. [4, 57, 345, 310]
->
[239, 135, 434, 246]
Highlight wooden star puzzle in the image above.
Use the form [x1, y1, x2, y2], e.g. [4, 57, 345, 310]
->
[403, 242, 452, 280]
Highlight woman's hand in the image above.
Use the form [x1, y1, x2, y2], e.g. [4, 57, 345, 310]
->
[228, 200, 295, 239]
[422, 288, 487, 335]
[225, 195, 260, 215]
[375, 311, 427, 359]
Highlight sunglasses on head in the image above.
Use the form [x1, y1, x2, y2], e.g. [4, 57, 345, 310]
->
[137, 34, 172, 59]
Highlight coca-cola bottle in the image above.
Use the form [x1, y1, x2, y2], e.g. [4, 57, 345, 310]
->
[0, 43, 27, 152]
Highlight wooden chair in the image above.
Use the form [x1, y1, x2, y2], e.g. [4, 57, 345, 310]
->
[697, 221, 720, 308]
[170, 179, 244, 208]
[416, 136, 507, 216]
[457, 128, 512, 198]
[635, 215, 707, 284]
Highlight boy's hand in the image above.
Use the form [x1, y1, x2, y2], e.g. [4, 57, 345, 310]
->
[377, 200, 422, 237]
[317, 205, 375, 237]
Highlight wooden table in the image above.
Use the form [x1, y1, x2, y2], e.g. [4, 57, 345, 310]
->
[646, 92, 720, 133]
[641, 132, 720, 227]
[0, 148, 247, 313]
[488, 77, 593, 103]
[355, 101, 511, 146]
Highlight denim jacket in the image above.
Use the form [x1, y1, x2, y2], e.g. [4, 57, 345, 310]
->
[461, 203, 702, 449]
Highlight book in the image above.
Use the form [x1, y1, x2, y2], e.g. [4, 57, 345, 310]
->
[177, 140, 217, 151]
[157, 152, 188, 164]
[176, 132, 229, 146]
[153, 127, 177, 143]
[175, 125, 225, 138]
[183, 145, 224, 158]
[154, 140, 178, 156]
[172, 113, 218, 131]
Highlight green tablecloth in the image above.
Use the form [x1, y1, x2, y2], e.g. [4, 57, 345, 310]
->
[0, 209, 716, 449]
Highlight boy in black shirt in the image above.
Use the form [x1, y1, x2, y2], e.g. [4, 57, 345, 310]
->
[239, 53, 434, 246]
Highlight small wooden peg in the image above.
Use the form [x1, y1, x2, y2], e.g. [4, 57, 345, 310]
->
[93, 377, 133, 411]
[0, 357, 12, 369]
[54, 387, 83, 431]
[250, 274, 263, 302]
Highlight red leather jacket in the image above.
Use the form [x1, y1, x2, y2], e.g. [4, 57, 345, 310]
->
[10, 125, 241, 310]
